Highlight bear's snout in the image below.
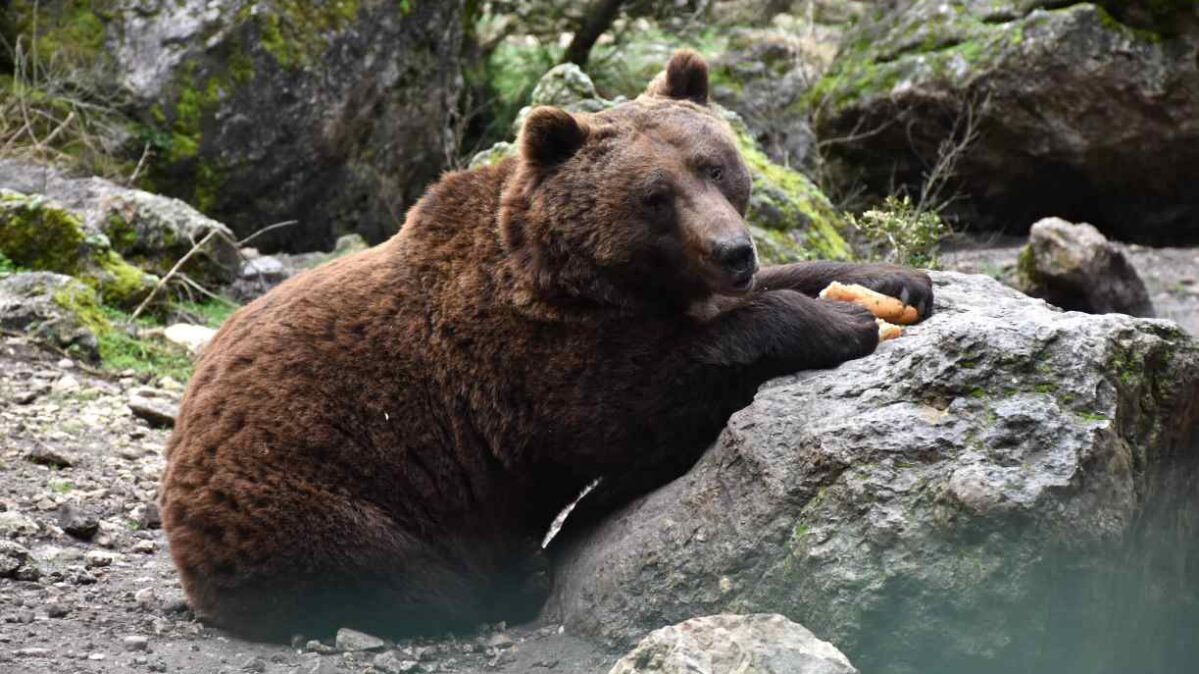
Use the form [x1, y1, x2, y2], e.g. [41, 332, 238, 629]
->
[710, 236, 757, 291]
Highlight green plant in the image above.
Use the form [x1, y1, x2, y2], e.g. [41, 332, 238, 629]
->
[173, 299, 239, 328]
[0, 250, 16, 275]
[848, 196, 948, 269]
[97, 307, 195, 381]
[0, 30, 136, 181]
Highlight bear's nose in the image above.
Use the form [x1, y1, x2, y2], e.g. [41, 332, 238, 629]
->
[712, 237, 756, 274]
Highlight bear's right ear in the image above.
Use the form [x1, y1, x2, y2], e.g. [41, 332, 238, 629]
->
[645, 49, 709, 105]
[520, 106, 589, 168]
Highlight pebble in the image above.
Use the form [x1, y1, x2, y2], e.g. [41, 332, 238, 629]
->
[84, 550, 120, 568]
[123, 635, 150, 651]
[305, 640, 337, 655]
[485, 632, 515, 649]
[132, 539, 157, 554]
[373, 650, 421, 673]
[58, 504, 100, 540]
[334, 627, 387, 652]
[25, 442, 75, 468]
[46, 601, 71, 618]
[127, 394, 178, 429]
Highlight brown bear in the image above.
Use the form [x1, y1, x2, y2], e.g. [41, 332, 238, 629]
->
[160, 50, 932, 641]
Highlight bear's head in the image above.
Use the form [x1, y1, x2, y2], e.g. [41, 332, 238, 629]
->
[500, 50, 757, 310]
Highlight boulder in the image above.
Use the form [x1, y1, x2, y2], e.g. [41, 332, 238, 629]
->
[1016, 217, 1154, 316]
[548, 271, 1199, 674]
[5, 0, 471, 252]
[812, 1, 1199, 244]
[608, 614, 858, 674]
[0, 189, 157, 308]
[0, 272, 109, 360]
[0, 160, 239, 287]
[470, 64, 851, 263]
[163, 323, 218, 356]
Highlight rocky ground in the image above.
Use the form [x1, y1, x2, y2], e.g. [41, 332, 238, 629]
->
[0, 336, 618, 674]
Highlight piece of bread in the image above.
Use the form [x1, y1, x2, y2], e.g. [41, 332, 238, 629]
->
[877, 319, 903, 341]
[819, 281, 920, 325]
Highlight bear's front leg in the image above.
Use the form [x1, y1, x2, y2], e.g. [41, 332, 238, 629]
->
[694, 288, 880, 376]
[756, 261, 935, 320]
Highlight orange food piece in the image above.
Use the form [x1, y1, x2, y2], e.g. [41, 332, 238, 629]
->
[877, 319, 903, 341]
[819, 281, 919, 325]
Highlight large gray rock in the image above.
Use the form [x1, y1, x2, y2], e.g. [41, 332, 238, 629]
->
[1016, 217, 1154, 316]
[608, 614, 858, 674]
[813, 1, 1199, 244]
[0, 160, 238, 286]
[548, 271, 1199, 674]
[9, 0, 471, 252]
[0, 272, 108, 360]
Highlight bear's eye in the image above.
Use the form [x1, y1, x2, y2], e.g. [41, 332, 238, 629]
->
[643, 192, 671, 212]
[708, 166, 724, 182]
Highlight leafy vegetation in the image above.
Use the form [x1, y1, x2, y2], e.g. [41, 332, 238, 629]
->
[848, 196, 948, 269]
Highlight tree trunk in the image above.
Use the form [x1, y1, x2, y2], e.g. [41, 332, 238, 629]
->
[563, 0, 627, 67]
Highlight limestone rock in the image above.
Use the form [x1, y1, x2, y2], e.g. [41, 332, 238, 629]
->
[548, 271, 1199, 674]
[0, 272, 108, 360]
[335, 627, 387, 653]
[0, 159, 239, 286]
[608, 614, 858, 674]
[1016, 217, 1154, 316]
[163, 323, 218, 357]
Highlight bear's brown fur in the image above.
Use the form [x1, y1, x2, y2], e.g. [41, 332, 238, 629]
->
[160, 50, 932, 640]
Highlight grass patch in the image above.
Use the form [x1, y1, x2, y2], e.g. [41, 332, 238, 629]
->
[173, 299, 238, 328]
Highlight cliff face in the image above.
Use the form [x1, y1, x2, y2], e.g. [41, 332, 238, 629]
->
[8, 0, 472, 252]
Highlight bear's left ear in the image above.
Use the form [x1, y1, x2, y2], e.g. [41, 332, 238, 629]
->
[520, 106, 590, 168]
[645, 49, 709, 105]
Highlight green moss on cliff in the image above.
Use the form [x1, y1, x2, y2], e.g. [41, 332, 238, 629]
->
[729, 119, 851, 261]
[253, 0, 363, 69]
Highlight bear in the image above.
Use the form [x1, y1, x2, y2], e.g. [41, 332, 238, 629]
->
[159, 50, 933, 641]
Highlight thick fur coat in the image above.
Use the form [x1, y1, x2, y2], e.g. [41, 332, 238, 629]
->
[160, 51, 932, 640]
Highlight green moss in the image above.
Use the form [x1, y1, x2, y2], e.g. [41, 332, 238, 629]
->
[89, 250, 154, 308]
[51, 281, 110, 337]
[254, 0, 363, 69]
[174, 299, 240, 329]
[8, 0, 107, 70]
[97, 307, 195, 381]
[732, 124, 851, 261]
[1, 191, 153, 308]
[0, 191, 86, 275]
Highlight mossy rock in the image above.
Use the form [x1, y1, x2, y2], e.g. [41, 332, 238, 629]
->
[0, 190, 156, 308]
[0, 271, 110, 361]
[6, 0, 471, 252]
[809, 1, 1199, 243]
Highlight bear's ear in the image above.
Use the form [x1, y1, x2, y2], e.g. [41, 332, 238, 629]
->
[645, 49, 709, 105]
[520, 106, 589, 168]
